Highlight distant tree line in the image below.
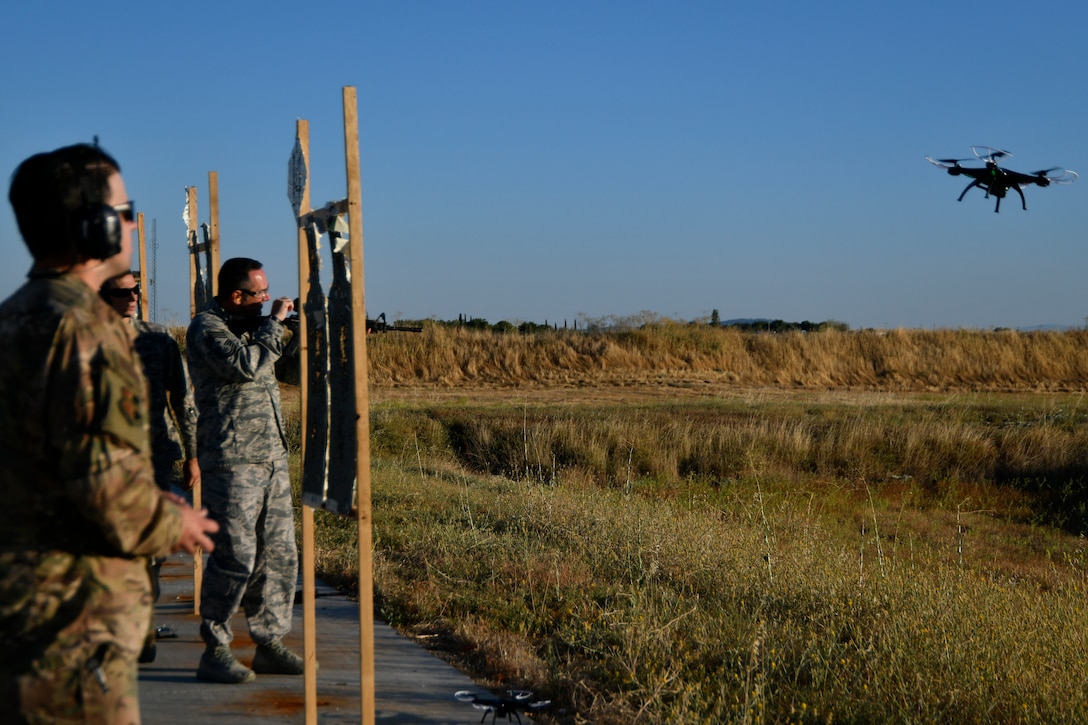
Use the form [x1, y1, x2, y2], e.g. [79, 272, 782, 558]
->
[385, 314, 565, 334]
[721, 318, 850, 333]
[385, 310, 850, 334]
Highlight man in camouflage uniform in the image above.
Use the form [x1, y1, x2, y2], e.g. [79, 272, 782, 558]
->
[186, 257, 303, 683]
[0, 143, 219, 723]
[101, 271, 201, 663]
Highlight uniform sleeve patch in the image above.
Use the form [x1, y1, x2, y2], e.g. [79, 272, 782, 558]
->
[119, 386, 143, 425]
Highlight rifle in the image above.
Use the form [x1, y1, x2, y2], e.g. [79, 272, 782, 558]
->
[274, 309, 417, 385]
[283, 304, 420, 334]
[367, 312, 422, 333]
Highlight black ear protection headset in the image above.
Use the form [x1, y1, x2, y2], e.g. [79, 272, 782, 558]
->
[69, 137, 122, 260]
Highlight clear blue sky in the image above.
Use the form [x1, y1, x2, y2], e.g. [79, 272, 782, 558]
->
[3, 1, 1086, 330]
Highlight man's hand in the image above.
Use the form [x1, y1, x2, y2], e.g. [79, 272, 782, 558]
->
[168, 496, 219, 555]
[270, 297, 295, 321]
[182, 457, 201, 492]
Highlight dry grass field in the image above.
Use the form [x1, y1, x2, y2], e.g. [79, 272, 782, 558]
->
[276, 325, 1088, 724]
[364, 324, 1088, 392]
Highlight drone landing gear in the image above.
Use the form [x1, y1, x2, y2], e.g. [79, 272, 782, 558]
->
[987, 186, 1025, 213]
[479, 708, 523, 725]
[957, 179, 983, 203]
[1012, 185, 1026, 212]
[957, 179, 1025, 212]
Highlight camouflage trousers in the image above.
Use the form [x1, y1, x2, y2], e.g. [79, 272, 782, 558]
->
[199, 459, 297, 648]
[0, 554, 151, 724]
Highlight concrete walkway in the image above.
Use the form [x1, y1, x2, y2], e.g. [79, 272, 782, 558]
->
[138, 553, 490, 724]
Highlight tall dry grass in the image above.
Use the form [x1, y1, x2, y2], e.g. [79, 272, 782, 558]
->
[365, 326, 1088, 391]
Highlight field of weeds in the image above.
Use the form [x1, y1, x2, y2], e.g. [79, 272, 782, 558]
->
[280, 326, 1088, 723]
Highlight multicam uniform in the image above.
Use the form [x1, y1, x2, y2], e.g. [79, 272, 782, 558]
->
[131, 320, 198, 490]
[185, 299, 297, 651]
[0, 273, 183, 723]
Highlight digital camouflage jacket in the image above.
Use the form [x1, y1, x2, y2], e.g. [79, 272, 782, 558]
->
[186, 299, 290, 468]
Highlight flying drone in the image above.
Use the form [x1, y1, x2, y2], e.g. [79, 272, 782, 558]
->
[925, 146, 1077, 212]
[454, 689, 551, 724]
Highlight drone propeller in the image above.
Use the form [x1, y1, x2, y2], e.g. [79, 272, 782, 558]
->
[971, 146, 1012, 163]
[456, 690, 486, 707]
[925, 155, 970, 169]
[454, 690, 531, 703]
[1031, 167, 1079, 184]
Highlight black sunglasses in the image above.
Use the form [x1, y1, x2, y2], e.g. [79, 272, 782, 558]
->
[112, 201, 136, 223]
[105, 286, 140, 298]
[238, 288, 269, 299]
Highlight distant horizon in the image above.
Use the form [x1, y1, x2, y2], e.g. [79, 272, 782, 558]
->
[132, 295, 1084, 334]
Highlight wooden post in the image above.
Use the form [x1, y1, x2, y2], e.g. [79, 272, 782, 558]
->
[293, 120, 319, 725]
[192, 473, 203, 615]
[344, 85, 375, 725]
[136, 212, 149, 321]
[185, 185, 203, 615]
[208, 172, 221, 298]
[187, 186, 200, 320]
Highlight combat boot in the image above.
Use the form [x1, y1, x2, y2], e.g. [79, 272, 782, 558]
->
[252, 639, 305, 675]
[196, 644, 256, 684]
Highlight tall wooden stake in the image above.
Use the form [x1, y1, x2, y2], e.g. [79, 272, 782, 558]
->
[185, 185, 203, 615]
[136, 212, 149, 321]
[294, 120, 320, 725]
[187, 186, 200, 319]
[344, 85, 375, 725]
[208, 171, 221, 299]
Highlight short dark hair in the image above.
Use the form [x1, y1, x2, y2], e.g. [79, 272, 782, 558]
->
[218, 257, 263, 293]
[101, 270, 139, 289]
[8, 143, 120, 260]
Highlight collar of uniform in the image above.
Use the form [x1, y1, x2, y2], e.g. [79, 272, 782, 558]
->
[29, 271, 100, 307]
[27, 268, 67, 280]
